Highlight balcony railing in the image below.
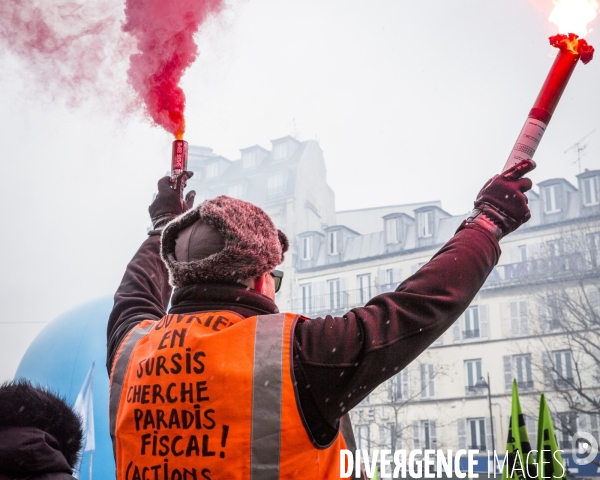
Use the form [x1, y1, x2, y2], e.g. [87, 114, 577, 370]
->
[469, 444, 487, 451]
[554, 378, 574, 389]
[517, 380, 534, 390]
[463, 329, 480, 339]
[379, 282, 398, 294]
[483, 252, 596, 288]
[465, 385, 486, 396]
[290, 287, 382, 316]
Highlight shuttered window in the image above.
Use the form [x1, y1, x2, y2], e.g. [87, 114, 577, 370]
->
[420, 364, 436, 399]
[388, 369, 410, 402]
[510, 300, 529, 336]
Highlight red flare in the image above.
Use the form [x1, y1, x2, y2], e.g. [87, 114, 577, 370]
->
[502, 34, 594, 172]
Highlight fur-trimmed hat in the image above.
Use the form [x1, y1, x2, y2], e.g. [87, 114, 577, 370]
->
[161, 195, 289, 287]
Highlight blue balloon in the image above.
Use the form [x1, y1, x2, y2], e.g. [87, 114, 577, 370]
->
[15, 296, 115, 480]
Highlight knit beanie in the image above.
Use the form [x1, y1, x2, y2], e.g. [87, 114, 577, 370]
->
[161, 196, 289, 287]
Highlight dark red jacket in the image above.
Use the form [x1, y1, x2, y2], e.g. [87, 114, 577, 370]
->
[107, 224, 499, 445]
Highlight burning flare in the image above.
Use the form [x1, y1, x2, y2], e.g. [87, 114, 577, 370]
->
[502, 3, 596, 172]
[550, 0, 599, 36]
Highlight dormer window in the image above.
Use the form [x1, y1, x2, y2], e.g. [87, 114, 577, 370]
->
[302, 236, 312, 260]
[206, 162, 219, 179]
[274, 142, 288, 160]
[328, 230, 339, 255]
[385, 217, 401, 244]
[417, 210, 434, 238]
[543, 184, 561, 213]
[242, 151, 256, 169]
[267, 173, 285, 198]
[582, 175, 600, 206]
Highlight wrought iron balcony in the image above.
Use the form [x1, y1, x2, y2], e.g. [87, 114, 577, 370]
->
[554, 378, 574, 389]
[483, 253, 594, 289]
[289, 287, 377, 316]
[468, 444, 487, 451]
[462, 329, 480, 339]
[516, 380, 534, 390]
[465, 385, 486, 396]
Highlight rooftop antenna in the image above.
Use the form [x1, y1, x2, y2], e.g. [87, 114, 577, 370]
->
[289, 118, 299, 139]
[564, 130, 595, 172]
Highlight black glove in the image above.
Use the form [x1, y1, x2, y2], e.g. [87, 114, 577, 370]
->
[464, 159, 536, 241]
[149, 173, 196, 230]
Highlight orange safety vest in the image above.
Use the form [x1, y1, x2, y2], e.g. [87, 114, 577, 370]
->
[109, 311, 353, 480]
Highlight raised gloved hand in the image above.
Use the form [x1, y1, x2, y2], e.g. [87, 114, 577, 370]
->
[465, 159, 536, 241]
[149, 173, 196, 230]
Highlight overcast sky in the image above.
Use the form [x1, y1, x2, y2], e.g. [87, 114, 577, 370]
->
[0, 0, 599, 380]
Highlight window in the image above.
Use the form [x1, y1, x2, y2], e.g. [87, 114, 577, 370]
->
[463, 306, 480, 339]
[543, 295, 561, 331]
[454, 306, 488, 342]
[327, 279, 341, 309]
[379, 268, 400, 294]
[504, 354, 534, 391]
[242, 151, 256, 169]
[557, 413, 578, 450]
[300, 284, 312, 315]
[357, 425, 370, 451]
[273, 142, 288, 160]
[553, 350, 574, 387]
[518, 245, 528, 262]
[510, 300, 529, 336]
[267, 173, 285, 198]
[467, 418, 486, 450]
[547, 240, 562, 257]
[514, 354, 533, 390]
[420, 363, 436, 399]
[464, 359, 483, 395]
[543, 184, 561, 213]
[227, 184, 243, 199]
[358, 274, 371, 304]
[582, 175, 600, 206]
[386, 269, 394, 285]
[388, 369, 409, 402]
[588, 287, 600, 314]
[417, 210, 434, 238]
[380, 423, 400, 450]
[302, 237, 312, 260]
[588, 233, 600, 267]
[385, 217, 401, 244]
[413, 420, 437, 450]
[206, 162, 218, 178]
[327, 230, 339, 255]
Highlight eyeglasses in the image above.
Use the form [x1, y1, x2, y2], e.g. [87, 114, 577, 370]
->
[270, 269, 284, 293]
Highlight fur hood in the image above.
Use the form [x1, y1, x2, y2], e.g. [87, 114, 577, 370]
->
[161, 195, 289, 287]
[0, 380, 83, 469]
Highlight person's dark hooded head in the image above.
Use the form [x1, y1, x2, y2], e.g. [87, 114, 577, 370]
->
[161, 195, 289, 287]
[0, 379, 83, 468]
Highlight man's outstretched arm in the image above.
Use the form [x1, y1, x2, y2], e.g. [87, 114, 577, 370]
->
[292, 159, 536, 444]
[106, 176, 195, 374]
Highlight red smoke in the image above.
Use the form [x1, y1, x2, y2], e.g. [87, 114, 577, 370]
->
[0, 0, 223, 138]
[0, 0, 124, 107]
[123, 0, 224, 139]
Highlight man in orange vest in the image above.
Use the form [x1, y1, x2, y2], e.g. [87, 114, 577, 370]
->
[107, 160, 535, 479]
